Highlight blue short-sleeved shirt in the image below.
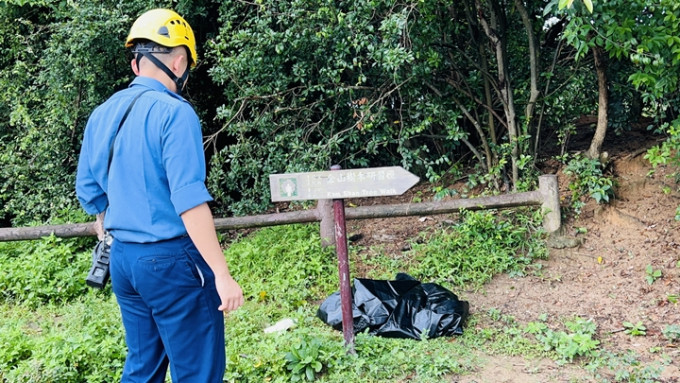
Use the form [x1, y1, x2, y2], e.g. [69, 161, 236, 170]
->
[76, 76, 213, 243]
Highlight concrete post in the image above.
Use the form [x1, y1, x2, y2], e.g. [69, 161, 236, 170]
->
[318, 199, 335, 247]
[539, 174, 561, 233]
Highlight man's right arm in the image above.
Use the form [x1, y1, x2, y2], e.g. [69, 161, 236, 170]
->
[181, 202, 244, 312]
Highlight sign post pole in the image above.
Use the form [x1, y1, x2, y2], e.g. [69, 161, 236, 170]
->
[330, 165, 355, 351]
[269, 166, 419, 351]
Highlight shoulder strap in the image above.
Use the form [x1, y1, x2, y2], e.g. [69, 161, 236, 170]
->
[107, 89, 151, 172]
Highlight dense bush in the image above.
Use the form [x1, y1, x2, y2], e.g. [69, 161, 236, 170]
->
[0, 0, 134, 225]
[1, 0, 679, 224]
[204, 0, 473, 215]
[0, 0, 215, 225]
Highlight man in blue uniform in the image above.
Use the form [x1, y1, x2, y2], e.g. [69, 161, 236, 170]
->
[76, 9, 243, 382]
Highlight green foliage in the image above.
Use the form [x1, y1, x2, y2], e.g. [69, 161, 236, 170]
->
[644, 265, 662, 285]
[529, 317, 600, 364]
[0, 295, 124, 383]
[223, 302, 474, 383]
[553, 0, 680, 217]
[284, 336, 326, 381]
[562, 153, 615, 214]
[2, 219, 675, 382]
[203, 0, 496, 215]
[2, 1, 680, 378]
[407, 209, 547, 289]
[0, 0, 217, 225]
[557, 0, 594, 13]
[662, 324, 680, 342]
[587, 349, 666, 383]
[0, 235, 93, 308]
[223, 224, 338, 311]
[0, 0, 678, 224]
[625, 2, 680, 218]
[0, 0, 136, 225]
[472, 311, 547, 359]
[623, 321, 647, 336]
[645, 121, 680, 220]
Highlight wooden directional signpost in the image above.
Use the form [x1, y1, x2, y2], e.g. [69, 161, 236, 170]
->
[270, 166, 420, 202]
[270, 166, 419, 350]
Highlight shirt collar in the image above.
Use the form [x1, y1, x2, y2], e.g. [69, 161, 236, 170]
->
[129, 76, 184, 101]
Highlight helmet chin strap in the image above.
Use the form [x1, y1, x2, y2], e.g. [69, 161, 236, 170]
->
[136, 51, 189, 96]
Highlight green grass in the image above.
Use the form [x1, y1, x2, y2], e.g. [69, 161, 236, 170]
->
[0, 295, 125, 382]
[0, 210, 675, 382]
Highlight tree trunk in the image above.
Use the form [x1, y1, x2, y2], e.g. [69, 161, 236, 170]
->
[587, 45, 608, 159]
[515, 0, 540, 134]
[476, 0, 520, 188]
[463, 0, 498, 147]
[458, 1, 495, 176]
[534, 39, 564, 158]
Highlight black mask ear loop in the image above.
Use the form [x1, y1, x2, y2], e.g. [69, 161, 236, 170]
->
[135, 51, 188, 96]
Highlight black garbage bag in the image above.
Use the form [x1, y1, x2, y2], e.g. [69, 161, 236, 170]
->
[317, 274, 420, 333]
[317, 273, 469, 340]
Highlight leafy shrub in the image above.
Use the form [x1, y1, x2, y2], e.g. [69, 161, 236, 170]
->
[0, 1, 135, 225]
[0, 0, 216, 225]
[204, 0, 475, 216]
[563, 154, 615, 214]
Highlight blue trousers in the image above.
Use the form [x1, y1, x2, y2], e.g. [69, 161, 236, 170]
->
[110, 236, 225, 383]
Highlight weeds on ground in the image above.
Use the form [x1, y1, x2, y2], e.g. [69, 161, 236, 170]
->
[662, 324, 680, 342]
[526, 316, 600, 364]
[405, 209, 548, 289]
[644, 265, 662, 285]
[1, 214, 543, 382]
[1, 213, 672, 382]
[0, 295, 124, 382]
[623, 321, 647, 336]
[586, 350, 668, 383]
[0, 235, 92, 307]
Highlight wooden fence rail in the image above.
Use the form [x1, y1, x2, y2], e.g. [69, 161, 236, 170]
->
[0, 175, 560, 242]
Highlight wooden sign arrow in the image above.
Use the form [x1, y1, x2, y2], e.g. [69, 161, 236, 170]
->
[269, 166, 419, 202]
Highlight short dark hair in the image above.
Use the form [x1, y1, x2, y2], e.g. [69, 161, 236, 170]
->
[131, 40, 173, 55]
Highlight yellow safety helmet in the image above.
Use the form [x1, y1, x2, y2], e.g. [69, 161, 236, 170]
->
[125, 9, 197, 67]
